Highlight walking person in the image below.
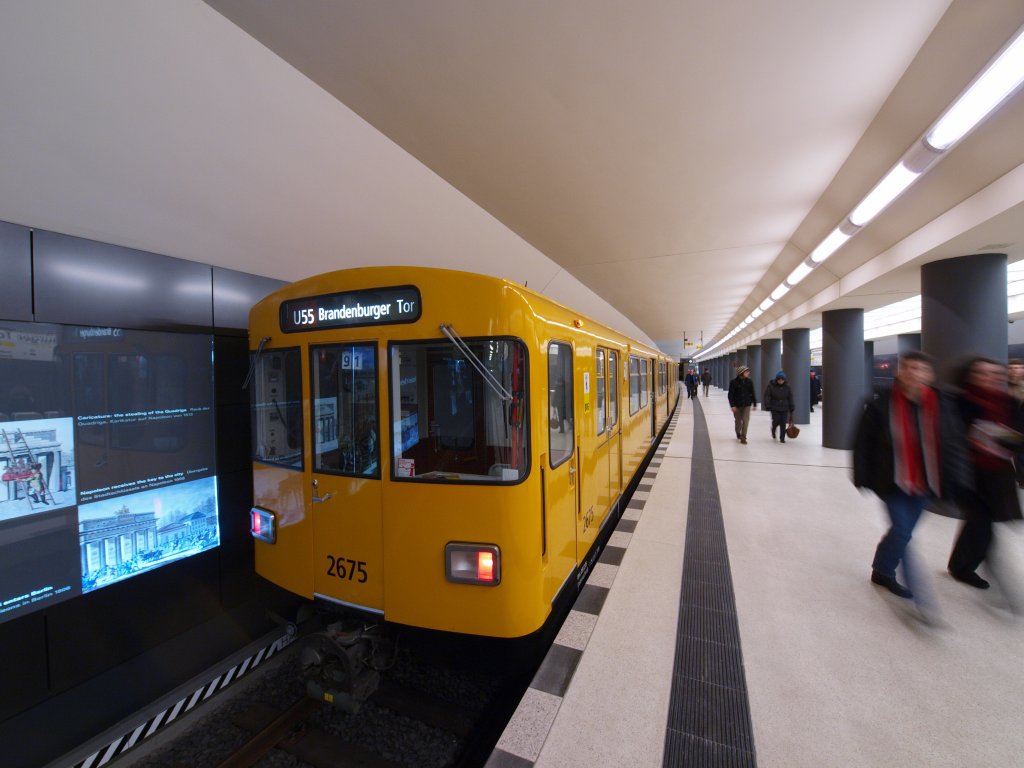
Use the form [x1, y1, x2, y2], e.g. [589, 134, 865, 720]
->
[763, 371, 795, 443]
[852, 351, 966, 602]
[948, 356, 1024, 590]
[701, 367, 712, 397]
[810, 370, 822, 412]
[727, 366, 757, 444]
[1007, 358, 1024, 488]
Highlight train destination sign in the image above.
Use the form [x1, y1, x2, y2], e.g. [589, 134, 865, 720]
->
[280, 285, 422, 332]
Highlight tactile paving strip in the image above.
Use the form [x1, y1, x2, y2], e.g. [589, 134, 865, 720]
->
[663, 397, 756, 767]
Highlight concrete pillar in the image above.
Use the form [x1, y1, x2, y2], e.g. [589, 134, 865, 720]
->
[922, 253, 1008, 384]
[782, 329, 811, 425]
[737, 348, 748, 371]
[897, 333, 921, 355]
[822, 309, 865, 449]
[746, 345, 762, 405]
[864, 340, 875, 397]
[761, 338, 782, 399]
[728, 352, 738, 383]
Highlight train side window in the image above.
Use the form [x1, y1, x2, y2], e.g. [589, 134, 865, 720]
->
[629, 355, 640, 415]
[608, 350, 618, 427]
[311, 343, 379, 478]
[595, 349, 606, 434]
[549, 341, 573, 467]
[389, 338, 528, 483]
[640, 358, 649, 408]
[250, 347, 303, 470]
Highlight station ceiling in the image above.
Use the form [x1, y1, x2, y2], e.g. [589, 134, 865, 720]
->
[2, 1, 1023, 358]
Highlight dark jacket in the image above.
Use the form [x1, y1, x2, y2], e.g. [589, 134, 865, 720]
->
[852, 387, 970, 501]
[728, 376, 757, 408]
[701, 371, 712, 385]
[763, 381, 794, 414]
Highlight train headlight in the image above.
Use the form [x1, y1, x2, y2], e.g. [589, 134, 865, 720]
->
[445, 543, 501, 586]
[250, 507, 277, 544]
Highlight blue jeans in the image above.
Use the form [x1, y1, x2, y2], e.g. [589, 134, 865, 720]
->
[872, 491, 928, 585]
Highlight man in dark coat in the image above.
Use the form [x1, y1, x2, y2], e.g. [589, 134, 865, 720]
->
[701, 367, 712, 397]
[763, 371, 795, 442]
[727, 366, 757, 444]
[810, 371, 822, 412]
[852, 351, 967, 601]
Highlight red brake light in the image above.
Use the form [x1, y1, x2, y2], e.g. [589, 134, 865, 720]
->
[251, 507, 276, 544]
[478, 552, 494, 582]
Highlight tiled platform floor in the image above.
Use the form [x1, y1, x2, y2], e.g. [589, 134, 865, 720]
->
[490, 386, 1024, 767]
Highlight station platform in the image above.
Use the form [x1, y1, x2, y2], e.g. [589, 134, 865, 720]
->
[488, 386, 1024, 768]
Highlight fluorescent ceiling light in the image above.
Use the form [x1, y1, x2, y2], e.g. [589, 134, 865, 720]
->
[751, 306, 763, 319]
[848, 163, 921, 226]
[809, 227, 851, 264]
[759, 297, 775, 312]
[770, 282, 791, 302]
[926, 27, 1024, 151]
[786, 261, 814, 287]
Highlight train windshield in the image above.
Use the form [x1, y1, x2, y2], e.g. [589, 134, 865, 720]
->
[249, 347, 304, 469]
[389, 338, 527, 483]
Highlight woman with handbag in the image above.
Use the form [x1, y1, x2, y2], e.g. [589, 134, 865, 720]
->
[764, 371, 795, 443]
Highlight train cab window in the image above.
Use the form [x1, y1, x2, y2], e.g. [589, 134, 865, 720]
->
[595, 349, 606, 435]
[311, 344, 379, 478]
[608, 350, 618, 427]
[250, 347, 303, 470]
[389, 338, 527, 483]
[548, 342, 573, 467]
[629, 355, 640, 415]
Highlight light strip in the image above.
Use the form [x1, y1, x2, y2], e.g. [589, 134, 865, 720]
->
[926, 27, 1024, 151]
[786, 260, 814, 287]
[848, 163, 921, 226]
[809, 227, 851, 264]
[770, 282, 791, 301]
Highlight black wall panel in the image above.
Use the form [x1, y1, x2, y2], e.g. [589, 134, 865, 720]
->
[0, 224, 295, 768]
[47, 550, 222, 691]
[33, 230, 213, 330]
[0, 613, 48, 723]
[0, 220, 32, 321]
[212, 266, 284, 334]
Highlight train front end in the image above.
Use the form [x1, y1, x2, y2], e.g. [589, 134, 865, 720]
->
[247, 267, 557, 640]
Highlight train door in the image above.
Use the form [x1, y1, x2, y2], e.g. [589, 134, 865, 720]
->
[607, 350, 622, 505]
[579, 348, 609, 558]
[308, 342, 385, 612]
[650, 358, 657, 439]
[545, 341, 580, 562]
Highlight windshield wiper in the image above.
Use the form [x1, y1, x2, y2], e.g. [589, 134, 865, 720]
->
[439, 324, 512, 402]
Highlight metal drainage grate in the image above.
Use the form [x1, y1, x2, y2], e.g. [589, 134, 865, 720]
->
[663, 397, 756, 767]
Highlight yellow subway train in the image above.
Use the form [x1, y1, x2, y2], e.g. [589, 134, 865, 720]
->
[248, 266, 677, 639]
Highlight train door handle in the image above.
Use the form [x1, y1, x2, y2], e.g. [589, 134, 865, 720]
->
[312, 479, 334, 504]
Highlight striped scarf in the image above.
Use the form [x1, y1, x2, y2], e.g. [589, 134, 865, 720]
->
[890, 384, 940, 496]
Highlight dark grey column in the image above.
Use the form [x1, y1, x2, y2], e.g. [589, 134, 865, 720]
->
[761, 338, 782, 395]
[782, 329, 811, 425]
[746, 345, 762, 405]
[737, 348, 748, 371]
[922, 253, 1008, 384]
[864, 341, 875, 397]
[822, 309, 865, 449]
[728, 352, 738, 382]
[897, 333, 921, 355]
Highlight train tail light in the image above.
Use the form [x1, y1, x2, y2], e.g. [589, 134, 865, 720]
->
[251, 507, 277, 544]
[445, 543, 501, 586]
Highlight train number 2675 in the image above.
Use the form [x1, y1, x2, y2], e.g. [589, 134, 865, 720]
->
[326, 555, 368, 583]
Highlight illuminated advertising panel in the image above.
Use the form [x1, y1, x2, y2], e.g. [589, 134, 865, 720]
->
[0, 321, 218, 623]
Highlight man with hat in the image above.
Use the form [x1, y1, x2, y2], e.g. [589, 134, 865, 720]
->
[727, 365, 757, 444]
[764, 370, 795, 443]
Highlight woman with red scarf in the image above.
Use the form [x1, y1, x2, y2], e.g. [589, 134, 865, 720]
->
[854, 351, 948, 600]
[948, 357, 1024, 589]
